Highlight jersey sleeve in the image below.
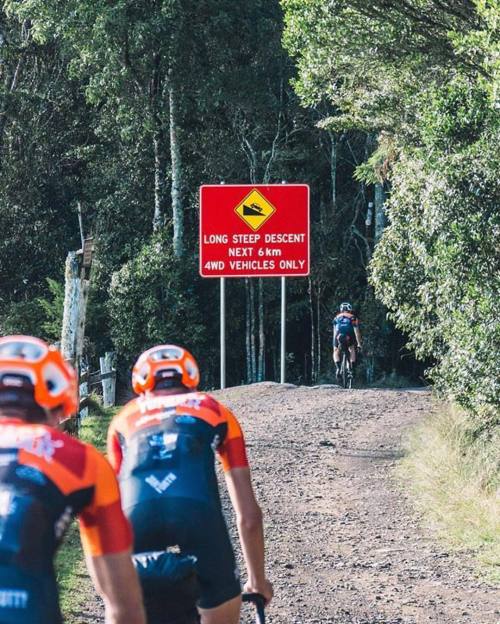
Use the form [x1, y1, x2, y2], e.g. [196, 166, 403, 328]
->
[217, 406, 249, 472]
[106, 418, 123, 474]
[78, 446, 132, 557]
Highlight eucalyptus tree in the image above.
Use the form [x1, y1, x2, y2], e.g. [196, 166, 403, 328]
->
[0, 5, 87, 335]
[282, 0, 500, 411]
[7, 0, 222, 257]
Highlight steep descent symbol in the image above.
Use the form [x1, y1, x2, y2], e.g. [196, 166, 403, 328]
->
[234, 189, 276, 231]
[243, 203, 265, 216]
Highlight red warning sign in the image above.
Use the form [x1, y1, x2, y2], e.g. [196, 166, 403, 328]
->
[199, 184, 309, 278]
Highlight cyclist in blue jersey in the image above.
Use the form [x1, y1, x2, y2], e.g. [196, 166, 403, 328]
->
[107, 345, 273, 624]
[333, 302, 363, 379]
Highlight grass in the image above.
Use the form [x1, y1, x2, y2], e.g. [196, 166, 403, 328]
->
[57, 398, 117, 619]
[398, 405, 500, 582]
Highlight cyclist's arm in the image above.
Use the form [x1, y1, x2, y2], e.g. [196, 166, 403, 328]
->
[354, 325, 362, 348]
[217, 407, 273, 603]
[224, 467, 273, 605]
[86, 551, 145, 624]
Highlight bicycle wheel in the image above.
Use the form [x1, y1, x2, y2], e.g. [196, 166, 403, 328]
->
[341, 353, 348, 389]
[346, 366, 353, 389]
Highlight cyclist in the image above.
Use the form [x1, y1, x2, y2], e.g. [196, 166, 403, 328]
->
[107, 344, 273, 624]
[333, 302, 362, 379]
[0, 335, 145, 624]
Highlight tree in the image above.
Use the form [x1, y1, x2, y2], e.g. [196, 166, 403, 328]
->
[282, 0, 500, 412]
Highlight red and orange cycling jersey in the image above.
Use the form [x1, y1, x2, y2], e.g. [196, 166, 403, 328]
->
[0, 418, 132, 562]
[107, 391, 249, 474]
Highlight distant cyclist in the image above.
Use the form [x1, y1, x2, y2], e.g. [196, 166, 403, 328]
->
[333, 302, 362, 379]
[0, 335, 145, 624]
[107, 345, 273, 624]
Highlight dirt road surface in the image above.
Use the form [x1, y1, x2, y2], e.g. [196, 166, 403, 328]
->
[215, 383, 499, 624]
[69, 383, 499, 623]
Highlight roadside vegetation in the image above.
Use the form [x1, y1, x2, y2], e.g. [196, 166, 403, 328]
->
[399, 406, 499, 580]
[57, 402, 115, 620]
[282, 0, 499, 574]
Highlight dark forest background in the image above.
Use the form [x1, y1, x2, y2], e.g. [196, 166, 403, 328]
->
[0, 1, 497, 424]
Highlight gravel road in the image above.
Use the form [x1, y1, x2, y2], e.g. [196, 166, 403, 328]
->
[68, 383, 499, 623]
[215, 383, 499, 624]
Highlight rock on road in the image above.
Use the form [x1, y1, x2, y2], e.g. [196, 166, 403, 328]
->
[215, 383, 499, 624]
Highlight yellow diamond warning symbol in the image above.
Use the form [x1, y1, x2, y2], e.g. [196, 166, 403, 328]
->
[234, 189, 276, 231]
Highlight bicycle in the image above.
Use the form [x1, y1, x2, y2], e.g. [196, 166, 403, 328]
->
[337, 338, 353, 389]
[133, 550, 266, 623]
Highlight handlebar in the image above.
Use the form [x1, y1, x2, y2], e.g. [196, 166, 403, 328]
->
[242, 592, 266, 623]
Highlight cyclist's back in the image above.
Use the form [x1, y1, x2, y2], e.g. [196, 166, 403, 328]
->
[0, 421, 131, 623]
[333, 302, 363, 379]
[108, 391, 247, 505]
[333, 310, 359, 338]
[108, 389, 247, 609]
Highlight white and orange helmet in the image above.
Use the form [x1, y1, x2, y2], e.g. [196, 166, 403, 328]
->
[132, 345, 200, 395]
[0, 335, 77, 419]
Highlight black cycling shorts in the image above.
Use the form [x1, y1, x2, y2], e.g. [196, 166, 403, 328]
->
[0, 567, 61, 624]
[334, 332, 354, 349]
[125, 497, 241, 610]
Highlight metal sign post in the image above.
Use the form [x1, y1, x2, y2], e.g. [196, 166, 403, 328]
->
[280, 276, 286, 383]
[220, 277, 226, 389]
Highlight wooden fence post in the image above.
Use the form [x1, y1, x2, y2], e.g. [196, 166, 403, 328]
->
[60, 252, 81, 367]
[79, 365, 89, 421]
[100, 352, 116, 407]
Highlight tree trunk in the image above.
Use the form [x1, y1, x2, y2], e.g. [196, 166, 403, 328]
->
[374, 182, 385, 244]
[60, 252, 81, 367]
[316, 289, 321, 381]
[152, 128, 166, 231]
[0, 55, 23, 167]
[257, 278, 265, 381]
[169, 82, 183, 257]
[329, 131, 337, 211]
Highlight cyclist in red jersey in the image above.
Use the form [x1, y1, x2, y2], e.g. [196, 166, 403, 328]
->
[0, 336, 145, 624]
[107, 344, 273, 624]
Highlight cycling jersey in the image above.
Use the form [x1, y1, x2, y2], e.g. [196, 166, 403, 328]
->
[107, 391, 249, 609]
[333, 312, 360, 339]
[0, 418, 133, 624]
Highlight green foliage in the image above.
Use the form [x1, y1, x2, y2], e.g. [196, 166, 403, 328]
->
[35, 278, 64, 341]
[371, 89, 500, 414]
[0, 299, 44, 336]
[108, 231, 216, 385]
[283, 0, 500, 415]
[417, 78, 492, 149]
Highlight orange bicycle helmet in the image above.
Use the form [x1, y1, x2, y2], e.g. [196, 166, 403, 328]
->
[132, 345, 200, 394]
[0, 335, 78, 419]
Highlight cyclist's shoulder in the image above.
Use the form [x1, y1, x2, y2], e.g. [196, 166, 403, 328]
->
[339, 311, 359, 321]
[183, 391, 235, 422]
[1, 420, 88, 460]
